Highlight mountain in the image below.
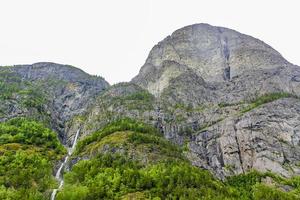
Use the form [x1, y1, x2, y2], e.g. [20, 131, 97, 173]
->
[132, 23, 300, 178]
[80, 24, 300, 179]
[1, 24, 300, 199]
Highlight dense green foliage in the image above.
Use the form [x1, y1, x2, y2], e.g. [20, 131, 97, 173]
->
[0, 118, 65, 199]
[75, 118, 159, 155]
[0, 118, 65, 153]
[59, 154, 300, 200]
[57, 154, 233, 200]
[124, 90, 154, 102]
[225, 171, 300, 200]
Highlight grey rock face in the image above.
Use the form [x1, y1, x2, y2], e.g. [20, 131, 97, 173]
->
[132, 23, 290, 96]
[129, 23, 300, 178]
[188, 98, 300, 179]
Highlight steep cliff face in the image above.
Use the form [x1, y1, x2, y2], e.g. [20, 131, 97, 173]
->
[188, 98, 300, 179]
[71, 23, 300, 179]
[0, 62, 109, 139]
[131, 24, 300, 179]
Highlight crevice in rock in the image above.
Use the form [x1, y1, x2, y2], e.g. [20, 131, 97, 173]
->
[218, 28, 231, 81]
[218, 143, 225, 167]
[202, 131, 210, 165]
[233, 123, 245, 173]
[224, 67, 231, 80]
[249, 123, 255, 169]
[280, 142, 290, 165]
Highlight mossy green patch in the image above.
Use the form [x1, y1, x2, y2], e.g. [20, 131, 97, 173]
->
[241, 93, 296, 114]
[81, 131, 130, 156]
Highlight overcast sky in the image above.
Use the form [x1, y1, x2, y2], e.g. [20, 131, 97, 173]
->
[0, 0, 299, 84]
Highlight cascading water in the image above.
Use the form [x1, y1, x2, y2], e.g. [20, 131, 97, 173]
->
[50, 129, 80, 200]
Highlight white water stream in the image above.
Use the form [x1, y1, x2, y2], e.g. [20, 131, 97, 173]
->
[50, 129, 80, 200]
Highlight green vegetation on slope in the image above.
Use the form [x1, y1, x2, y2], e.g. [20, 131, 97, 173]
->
[0, 118, 65, 200]
[81, 84, 156, 136]
[225, 170, 300, 200]
[58, 118, 300, 200]
[58, 118, 230, 199]
[0, 69, 51, 123]
[75, 118, 160, 155]
[241, 92, 296, 113]
[57, 154, 233, 200]
[102, 85, 155, 112]
[0, 70, 22, 100]
[0, 118, 65, 153]
[0, 70, 46, 107]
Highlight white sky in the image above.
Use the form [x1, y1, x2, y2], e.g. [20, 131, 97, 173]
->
[0, 0, 299, 84]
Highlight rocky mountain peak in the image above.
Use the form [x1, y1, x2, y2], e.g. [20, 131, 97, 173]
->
[132, 23, 290, 95]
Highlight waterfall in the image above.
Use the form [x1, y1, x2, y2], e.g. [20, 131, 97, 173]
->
[50, 129, 80, 200]
[69, 129, 80, 155]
